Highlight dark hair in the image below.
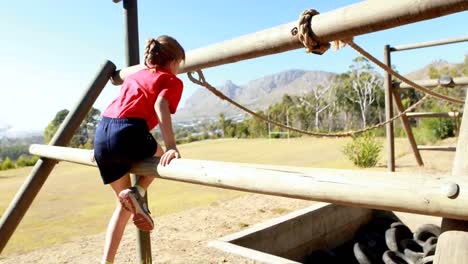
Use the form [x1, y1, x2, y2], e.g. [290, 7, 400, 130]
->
[143, 35, 185, 70]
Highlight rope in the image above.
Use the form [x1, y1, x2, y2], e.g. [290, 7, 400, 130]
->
[291, 9, 330, 55]
[187, 70, 428, 138]
[293, 9, 464, 105]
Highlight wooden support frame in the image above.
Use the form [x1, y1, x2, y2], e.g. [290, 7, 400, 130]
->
[384, 45, 395, 171]
[398, 77, 468, 89]
[29, 144, 468, 222]
[110, 0, 468, 85]
[434, 94, 468, 263]
[120, 0, 152, 262]
[392, 89, 424, 166]
[386, 35, 468, 170]
[417, 146, 457, 152]
[0, 61, 116, 253]
[391, 35, 468, 52]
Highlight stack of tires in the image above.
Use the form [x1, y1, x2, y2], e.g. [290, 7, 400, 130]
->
[354, 221, 440, 264]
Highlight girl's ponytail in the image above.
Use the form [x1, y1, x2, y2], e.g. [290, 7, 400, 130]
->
[143, 36, 185, 71]
[144, 38, 161, 68]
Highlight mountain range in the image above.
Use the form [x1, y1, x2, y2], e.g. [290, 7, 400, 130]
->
[174, 70, 335, 122]
[173, 59, 467, 122]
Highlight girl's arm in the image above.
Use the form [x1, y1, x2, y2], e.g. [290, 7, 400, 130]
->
[155, 96, 180, 166]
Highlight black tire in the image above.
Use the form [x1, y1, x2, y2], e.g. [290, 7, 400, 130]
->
[400, 239, 423, 253]
[390, 222, 406, 228]
[416, 256, 434, 264]
[423, 237, 437, 254]
[414, 224, 441, 246]
[400, 239, 424, 263]
[382, 250, 414, 264]
[355, 224, 388, 261]
[386, 225, 413, 252]
[403, 249, 424, 263]
[423, 244, 437, 257]
[353, 242, 373, 264]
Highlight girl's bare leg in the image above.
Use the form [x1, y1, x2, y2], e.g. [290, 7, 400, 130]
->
[135, 143, 164, 189]
[102, 174, 132, 263]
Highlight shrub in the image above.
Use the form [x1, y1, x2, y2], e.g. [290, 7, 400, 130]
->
[342, 132, 382, 168]
[1, 157, 15, 170]
[421, 118, 454, 140]
[16, 155, 39, 167]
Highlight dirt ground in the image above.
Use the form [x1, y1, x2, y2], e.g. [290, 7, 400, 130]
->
[0, 194, 313, 264]
[0, 139, 457, 264]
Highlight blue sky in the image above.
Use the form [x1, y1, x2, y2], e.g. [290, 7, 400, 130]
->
[0, 1, 467, 132]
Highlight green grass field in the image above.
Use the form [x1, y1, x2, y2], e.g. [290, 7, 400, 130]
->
[0, 137, 412, 256]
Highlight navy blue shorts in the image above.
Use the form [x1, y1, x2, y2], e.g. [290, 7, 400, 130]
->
[93, 117, 157, 184]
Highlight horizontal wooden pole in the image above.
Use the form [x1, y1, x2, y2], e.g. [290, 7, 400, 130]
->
[397, 77, 468, 89]
[391, 35, 468, 52]
[418, 146, 457, 151]
[406, 112, 462, 118]
[30, 144, 468, 221]
[111, 0, 468, 85]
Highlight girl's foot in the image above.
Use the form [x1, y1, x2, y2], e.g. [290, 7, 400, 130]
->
[118, 187, 154, 231]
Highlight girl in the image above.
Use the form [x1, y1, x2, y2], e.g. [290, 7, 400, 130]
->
[93, 35, 185, 264]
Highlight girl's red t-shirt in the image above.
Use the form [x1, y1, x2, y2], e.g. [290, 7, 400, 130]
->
[102, 68, 183, 130]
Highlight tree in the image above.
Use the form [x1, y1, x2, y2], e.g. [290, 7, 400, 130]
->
[298, 84, 331, 130]
[331, 73, 357, 131]
[235, 122, 249, 138]
[44, 107, 101, 147]
[248, 111, 268, 138]
[219, 113, 226, 137]
[347, 56, 383, 128]
[44, 109, 69, 143]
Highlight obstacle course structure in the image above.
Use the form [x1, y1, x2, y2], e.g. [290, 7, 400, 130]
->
[384, 36, 468, 172]
[1, 1, 468, 263]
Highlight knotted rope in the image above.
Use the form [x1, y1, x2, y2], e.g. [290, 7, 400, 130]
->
[188, 70, 429, 138]
[291, 9, 330, 55]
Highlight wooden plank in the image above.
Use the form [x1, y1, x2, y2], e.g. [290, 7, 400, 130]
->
[29, 144, 468, 221]
[398, 77, 468, 89]
[417, 146, 456, 152]
[111, 0, 468, 84]
[435, 231, 468, 263]
[406, 112, 462, 118]
[392, 89, 424, 166]
[434, 94, 468, 264]
[391, 35, 468, 52]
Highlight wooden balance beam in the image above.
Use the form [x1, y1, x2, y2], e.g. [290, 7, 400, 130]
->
[30, 144, 468, 222]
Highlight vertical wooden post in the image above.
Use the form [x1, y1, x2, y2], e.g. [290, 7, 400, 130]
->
[434, 94, 468, 263]
[384, 45, 395, 171]
[391, 89, 424, 166]
[0, 60, 116, 253]
[122, 0, 152, 262]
